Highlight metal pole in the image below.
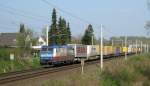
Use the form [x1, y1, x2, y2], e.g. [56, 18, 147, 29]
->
[147, 44, 149, 53]
[146, 44, 148, 53]
[144, 44, 147, 53]
[99, 38, 100, 57]
[141, 41, 143, 54]
[125, 36, 127, 60]
[122, 40, 124, 47]
[92, 35, 94, 45]
[100, 24, 103, 70]
[46, 26, 49, 46]
[81, 59, 85, 75]
[112, 39, 114, 54]
[136, 40, 138, 54]
[112, 39, 114, 47]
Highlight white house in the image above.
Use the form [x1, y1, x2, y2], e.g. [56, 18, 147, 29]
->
[32, 36, 47, 50]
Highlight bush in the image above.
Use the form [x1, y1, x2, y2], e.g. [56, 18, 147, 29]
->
[101, 71, 119, 86]
[100, 67, 137, 86]
[30, 57, 40, 68]
[0, 48, 20, 61]
[0, 47, 40, 74]
[100, 54, 150, 86]
[0, 57, 40, 74]
[129, 54, 150, 80]
[143, 80, 150, 86]
[134, 62, 150, 80]
[0, 48, 10, 60]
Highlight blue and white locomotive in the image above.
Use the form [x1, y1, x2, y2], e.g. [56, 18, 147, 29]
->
[40, 45, 74, 65]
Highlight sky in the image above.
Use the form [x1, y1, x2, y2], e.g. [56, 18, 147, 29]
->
[0, 0, 149, 39]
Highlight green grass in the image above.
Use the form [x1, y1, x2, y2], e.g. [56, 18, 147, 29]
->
[0, 48, 21, 60]
[0, 57, 40, 74]
[0, 48, 40, 74]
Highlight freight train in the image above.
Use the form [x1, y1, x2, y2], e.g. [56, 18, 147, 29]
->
[40, 44, 140, 65]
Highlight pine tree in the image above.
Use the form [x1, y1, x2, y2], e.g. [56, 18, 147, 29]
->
[67, 22, 71, 43]
[61, 18, 67, 45]
[82, 24, 95, 45]
[58, 16, 63, 45]
[49, 8, 72, 45]
[82, 29, 90, 45]
[49, 8, 58, 45]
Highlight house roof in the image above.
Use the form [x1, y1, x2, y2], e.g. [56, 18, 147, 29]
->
[0, 33, 18, 47]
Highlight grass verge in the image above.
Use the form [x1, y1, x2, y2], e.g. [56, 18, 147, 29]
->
[0, 57, 40, 74]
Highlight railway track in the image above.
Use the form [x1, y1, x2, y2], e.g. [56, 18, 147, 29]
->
[0, 54, 132, 84]
[0, 61, 97, 84]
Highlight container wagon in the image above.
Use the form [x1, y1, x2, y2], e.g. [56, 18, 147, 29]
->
[67, 44, 87, 61]
[87, 45, 97, 60]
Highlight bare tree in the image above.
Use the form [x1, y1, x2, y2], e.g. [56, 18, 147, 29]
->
[145, 0, 150, 35]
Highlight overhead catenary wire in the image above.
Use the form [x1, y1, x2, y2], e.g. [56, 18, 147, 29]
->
[0, 6, 50, 31]
[0, 4, 49, 20]
[0, 25, 18, 30]
[0, 0, 125, 41]
[103, 27, 118, 36]
[43, 0, 128, 43]
[0, 19, 45, 32]
[0, 5, 50, 23]
[0, 1, 92, 33]
[0, 3, 52, 32]
[0, 0, 118, 37]
[41, 0, 92, 24]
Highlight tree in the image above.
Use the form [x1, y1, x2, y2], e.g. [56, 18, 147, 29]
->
[60, 18, 68, 45]
[58, 16, 63, 45]
[67, 22, 71, 43]
[145, 0, 150, 35]
[42, 27, 47, 38]
[20, 23, 25, 33]
[48, 8, 72, 45]
[82, 24, 95, 45]
[71, 35, 82, 44]
[147, 0, 150, 10]
[58, 17, 70, 45]
[145, 21, 150, 35]
[49, 8, 59, 45]
[17, 25, 33, 58]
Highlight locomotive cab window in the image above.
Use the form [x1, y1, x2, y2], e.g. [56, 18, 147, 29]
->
[42, 48, 48, 51]
[48, 48, 53, 51]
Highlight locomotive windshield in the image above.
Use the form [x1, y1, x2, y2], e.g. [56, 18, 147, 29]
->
[41, 47, 53, 52]
[41, 47, 48, 51]
[40, 47, 53, 61]
[40, 47, 53, 55]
